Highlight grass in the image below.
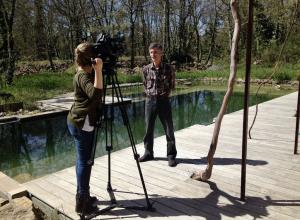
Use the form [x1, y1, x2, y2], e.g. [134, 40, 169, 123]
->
[174, 81, 296, 97]
[238, 63, 300, 81]
[1, 71, 73, 110]
[176, 63, 300, 82]
[117, 72, 141, 83]
[0, 62, 298, 112]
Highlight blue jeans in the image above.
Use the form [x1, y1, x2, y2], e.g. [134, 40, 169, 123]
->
[143, 96, 177, 158]
[67, 121, 95, 196]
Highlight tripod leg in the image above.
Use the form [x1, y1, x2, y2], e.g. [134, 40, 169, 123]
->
[106, 74, 118, 204]
[106, 144, 116, 204]
[111, 74, 153, 210]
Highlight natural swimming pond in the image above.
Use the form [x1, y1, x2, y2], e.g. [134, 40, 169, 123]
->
[0, 88, 285, 182]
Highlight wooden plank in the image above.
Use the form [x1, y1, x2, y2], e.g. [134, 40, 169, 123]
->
[23, 91, 300, 220]
[99, 151, 297, 220]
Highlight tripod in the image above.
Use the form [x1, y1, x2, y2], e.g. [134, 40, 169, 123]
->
[81, 67, 154, 220]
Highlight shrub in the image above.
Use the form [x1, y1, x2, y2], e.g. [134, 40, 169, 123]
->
[274, 72, 292, 83]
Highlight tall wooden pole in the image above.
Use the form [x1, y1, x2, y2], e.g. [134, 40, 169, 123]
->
[294, 80, 300, 154]
[241, 0, 254, 201]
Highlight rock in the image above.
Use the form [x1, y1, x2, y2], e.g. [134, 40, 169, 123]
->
[236, 78, 244, 84]
[0, 197, 36, 220]
[291, 81, 299, 87]
[253, 59, 263, 65]
[183, 81, 192, 86]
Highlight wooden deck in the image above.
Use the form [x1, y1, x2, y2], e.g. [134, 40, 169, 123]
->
[24, 92, 300, 220]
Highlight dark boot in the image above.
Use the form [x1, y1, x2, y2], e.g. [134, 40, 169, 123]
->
[168, 156, 177, 167]
[168, 158, 177, 167]
[138, 153, 154, 162]
[75, 194, 98, 214]
[88, 195, 98, 204]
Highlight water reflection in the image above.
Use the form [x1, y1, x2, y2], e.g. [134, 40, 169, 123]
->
[0, 90, 274, 182]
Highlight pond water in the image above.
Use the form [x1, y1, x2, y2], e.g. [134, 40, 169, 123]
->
[0, 89, 279, 182]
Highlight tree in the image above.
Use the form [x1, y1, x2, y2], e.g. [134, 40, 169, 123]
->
[121, 0, 139, 69]
[138, 0, 149, 62]
[204, 0, 218, 66]
[190, 0, 204, 63]
[0, 0, 298, 68]
[178, 0, 189, 55]
[163, 0, 171, 62]
[34, 0, 47, 60]
[53, 0, 88, 59]
[0, 0, 17, 85]
[191, 0, 241, 181]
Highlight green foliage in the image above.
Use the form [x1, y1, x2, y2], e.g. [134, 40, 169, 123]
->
[255, 11, 275, 45]
[0, 94, 15, 105]
[176, 70, 227, 80]
[274, 72, 292, 83]
[117, 72, 142, 83]
[175, 63, 300, 82]
[65, 64, 76, 75]
[2, 71, 73, 110]
[261, 42, 280, 64]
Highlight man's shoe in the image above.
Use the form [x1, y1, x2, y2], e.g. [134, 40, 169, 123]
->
[138, 154, 154, 162]
[168, 157, 177, 167]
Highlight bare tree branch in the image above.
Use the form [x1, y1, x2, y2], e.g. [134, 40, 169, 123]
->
[191, 0, 241, 181]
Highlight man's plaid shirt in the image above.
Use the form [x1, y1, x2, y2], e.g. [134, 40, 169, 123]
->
[142, 63, 175, 97]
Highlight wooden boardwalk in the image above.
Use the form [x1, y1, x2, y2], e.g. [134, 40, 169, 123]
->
[24, 92, 300, 220]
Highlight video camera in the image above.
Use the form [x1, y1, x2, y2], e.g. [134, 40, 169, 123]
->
[92, 32, 125, 74]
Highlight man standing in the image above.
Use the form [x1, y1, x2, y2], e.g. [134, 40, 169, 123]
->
[138, 43, 177, 167]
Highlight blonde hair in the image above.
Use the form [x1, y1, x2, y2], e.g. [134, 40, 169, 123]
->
[74, 42, 95, 67]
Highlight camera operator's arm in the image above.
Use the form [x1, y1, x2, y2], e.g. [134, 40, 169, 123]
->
[93, 58, 103, 89]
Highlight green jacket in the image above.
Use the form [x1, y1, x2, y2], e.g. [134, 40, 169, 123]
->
[67, 70, 103, 129]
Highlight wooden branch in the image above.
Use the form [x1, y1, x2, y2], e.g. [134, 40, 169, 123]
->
[191, 0, 241, 181]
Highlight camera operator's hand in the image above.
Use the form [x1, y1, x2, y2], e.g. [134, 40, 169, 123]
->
[92, 58, 103, 73]
[93, 58, 103, 89]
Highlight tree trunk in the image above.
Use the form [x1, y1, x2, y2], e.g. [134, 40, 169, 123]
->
[178, 0, 186, 55]
[227, 3, 233, 53]
[193, 19, 202, 63]
[163, 0, 171, 62]
[46, 34, 55, 71]
[45, 1, 55, 70]
[205, 0, 217, 66]
[190, 0, 202, 63]
[0, 0, 16, 85]
[90, 0, 102, 26]
[34, 0, 47, 60]
[130, 21, 135, 69]
[191, 0, 241, 181]
[128, 0, 136, 70]
[139, 0, 148, 62]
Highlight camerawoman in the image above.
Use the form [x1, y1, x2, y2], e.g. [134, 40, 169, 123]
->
[67, 42, 104, 215]
[67, 32, 125, 215]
